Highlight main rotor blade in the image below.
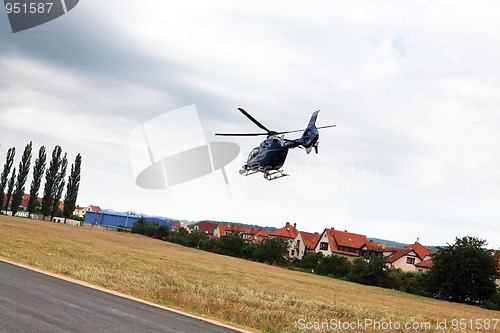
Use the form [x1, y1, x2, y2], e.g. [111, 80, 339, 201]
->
[215, 132, 269, 136]
[274, 124, 337, 135]
[317, 124, 337, 130]
[238, 108, 274, 134]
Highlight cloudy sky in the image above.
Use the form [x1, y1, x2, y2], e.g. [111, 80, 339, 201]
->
[1, 1, 499, 248]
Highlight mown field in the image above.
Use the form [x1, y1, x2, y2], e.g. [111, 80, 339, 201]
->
[0, 216, 498, 333]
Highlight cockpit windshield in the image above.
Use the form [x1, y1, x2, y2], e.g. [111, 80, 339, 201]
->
[248, 147, 259, 160]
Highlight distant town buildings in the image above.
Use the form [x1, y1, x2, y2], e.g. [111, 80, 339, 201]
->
[190, 220, 438, 273]
[6, 193, 483, 274]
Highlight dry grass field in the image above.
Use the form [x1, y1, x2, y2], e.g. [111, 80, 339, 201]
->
[0, 216, 498, 332]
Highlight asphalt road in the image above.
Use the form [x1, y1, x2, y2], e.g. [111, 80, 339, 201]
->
[0, 260, 244, 333]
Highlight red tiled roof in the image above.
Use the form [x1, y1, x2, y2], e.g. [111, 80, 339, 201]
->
[230, 225, 250, 234]
[20, 194, 42, 208]
[249, 229, 269, 241]
[331, 229, 367, 249]
[385, 248, 415, 263]
[319, 228, 367, 257]
[216, 225, 251, 237]
[243, 228, 258, 236]
[87, 205, 101, 211]
[216, 224, 229, 236]
[415, 258, 433, 268]
[194, 221, 218, 236]
[171, 223, 191, 233]
[269, 222, 299, 239]
[365, 240, 382, 251]
[300, 231, 320, 250]
[404, 242, 431, 260]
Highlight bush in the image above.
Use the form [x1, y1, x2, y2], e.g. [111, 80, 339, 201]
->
[484, 289, 500, 310]
[252, 237, 289, 264]
[199, 238, 220, 253]
[317, 254, 350, 278]
[165, 228, 188, 246]
[185, 230, 208, 248]
[218, 233, 245, 257]
[299, 251, 323, 272]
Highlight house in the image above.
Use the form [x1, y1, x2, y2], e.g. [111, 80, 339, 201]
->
[269, 222, 299, 256]
[414, 258, 433, 272]
[314, 228, 368, 260]
[269, 222, 299, 239]
[241, 228, 258, 240]
[290, 231, 320, 260]
[21, 194, 41, 210]
[248, 229, 269, 243]
[383, 241, 434, 272]
[404, 241, 431, 260]
[171, 222, 191, 233]
[192, 221, 218, 236]
[4, 193, 41, 212]
[73, 205, 86, 218]
[361, 240, 388, 260]
[86, 205, 101, 212]
[213, 224, 251, 238]
[385, 248, 423, 272]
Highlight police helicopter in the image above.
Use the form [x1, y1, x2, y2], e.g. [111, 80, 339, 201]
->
[216, 108, 336, 180]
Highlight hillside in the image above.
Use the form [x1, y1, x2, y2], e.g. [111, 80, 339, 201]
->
[189, 220, 277, 232]
[368, 238, 442, 253]
[0, 216, 497, 333]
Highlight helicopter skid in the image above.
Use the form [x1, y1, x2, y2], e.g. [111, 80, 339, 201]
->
[264, 169, 288, 181]
[239, 166, 260, 176]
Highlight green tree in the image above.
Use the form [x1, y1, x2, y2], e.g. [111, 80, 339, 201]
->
[41, 146, 63, 219]
[186, 230, 208, 248]
[167, 228, 188, 245]
[11, 142, 32, 216]
[348, 256, 389, 287]
[299, 250, 323, 271]
[426, 236, 499, 304]
[317, 254, 351, 278]
[0, 147, 16, 210]
[4, 168, 16, 210]
[63, 153, 81, 219]
[218, 233, 245, 257]
[399, 271, 427, 296]
[252, 237, 289, 264]
[131, 217, 148, 234]
[27, 145, 46, 216]
[51, 153, 67, 218]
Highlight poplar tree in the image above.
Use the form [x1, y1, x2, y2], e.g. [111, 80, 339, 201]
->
[41, 146, 63, 220]
[27, 146, 46, 216]
[4, 168, 16, 210]
[0, 147, 16, 210]
[11, 142, 32, 215]
[51, 153, 67, 218]
[63, 154, 82, 219]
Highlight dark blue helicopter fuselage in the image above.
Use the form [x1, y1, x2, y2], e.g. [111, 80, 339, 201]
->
[246, 137, 289, 172]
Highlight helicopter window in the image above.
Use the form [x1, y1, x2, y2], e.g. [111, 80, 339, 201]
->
[248, 148, 259, 160]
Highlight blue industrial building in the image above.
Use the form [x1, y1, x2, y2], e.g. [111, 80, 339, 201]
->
[84, 210, 172, 230]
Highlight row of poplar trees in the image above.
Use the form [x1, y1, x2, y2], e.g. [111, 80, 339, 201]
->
[0, 142, 81, 220]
